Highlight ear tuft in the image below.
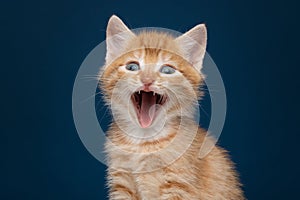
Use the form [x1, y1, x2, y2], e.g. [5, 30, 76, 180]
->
[175, 24, 207, 71]
[106, 15, 135, 63]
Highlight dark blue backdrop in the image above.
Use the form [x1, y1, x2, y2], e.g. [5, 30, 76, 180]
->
[2, 0, 300, 199]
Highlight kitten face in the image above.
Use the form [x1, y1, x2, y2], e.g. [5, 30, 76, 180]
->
[118, 52, 181, 129]
[101, 16, 207, 140]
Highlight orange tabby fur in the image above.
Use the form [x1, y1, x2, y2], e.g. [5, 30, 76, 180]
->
[101, 15, 244, 200]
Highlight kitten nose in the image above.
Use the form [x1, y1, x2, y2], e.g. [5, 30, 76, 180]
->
[141, 77, 154, 86]
[141, 77, 154, 91]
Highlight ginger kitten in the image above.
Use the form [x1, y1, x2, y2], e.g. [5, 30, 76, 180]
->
[100, 15, 244, 200]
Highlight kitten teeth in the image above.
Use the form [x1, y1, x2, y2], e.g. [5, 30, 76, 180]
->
[153, 92, 155, 96]
[138, 90, 140, 94]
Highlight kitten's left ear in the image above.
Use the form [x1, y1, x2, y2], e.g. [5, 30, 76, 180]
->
[175, 24, 207, 71]
[106, 15, 135, 63]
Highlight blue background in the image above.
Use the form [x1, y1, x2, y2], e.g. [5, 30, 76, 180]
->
[2, 0, 300, 199]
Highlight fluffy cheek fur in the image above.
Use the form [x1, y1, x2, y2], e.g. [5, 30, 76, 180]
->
[163, 75, 200, 117]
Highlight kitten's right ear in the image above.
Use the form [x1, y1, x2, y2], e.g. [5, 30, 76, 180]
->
[106, 15, 135, 63]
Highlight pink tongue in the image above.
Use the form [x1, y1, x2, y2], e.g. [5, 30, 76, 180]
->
[139, 92, 156, 128]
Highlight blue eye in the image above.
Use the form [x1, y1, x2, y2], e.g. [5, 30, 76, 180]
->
[160, 65, 176, 74]
[125, 62, 140, 71]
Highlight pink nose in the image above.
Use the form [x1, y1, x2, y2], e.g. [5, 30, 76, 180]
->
[141, 77, 154, 85]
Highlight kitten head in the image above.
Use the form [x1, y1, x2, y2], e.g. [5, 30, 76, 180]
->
[101, 15, 206, 137]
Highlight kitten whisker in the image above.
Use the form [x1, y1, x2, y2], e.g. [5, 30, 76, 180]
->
[80, 91, 104, 103]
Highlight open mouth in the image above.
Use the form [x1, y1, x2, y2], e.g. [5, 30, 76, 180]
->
[131, 90, 167, 128]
